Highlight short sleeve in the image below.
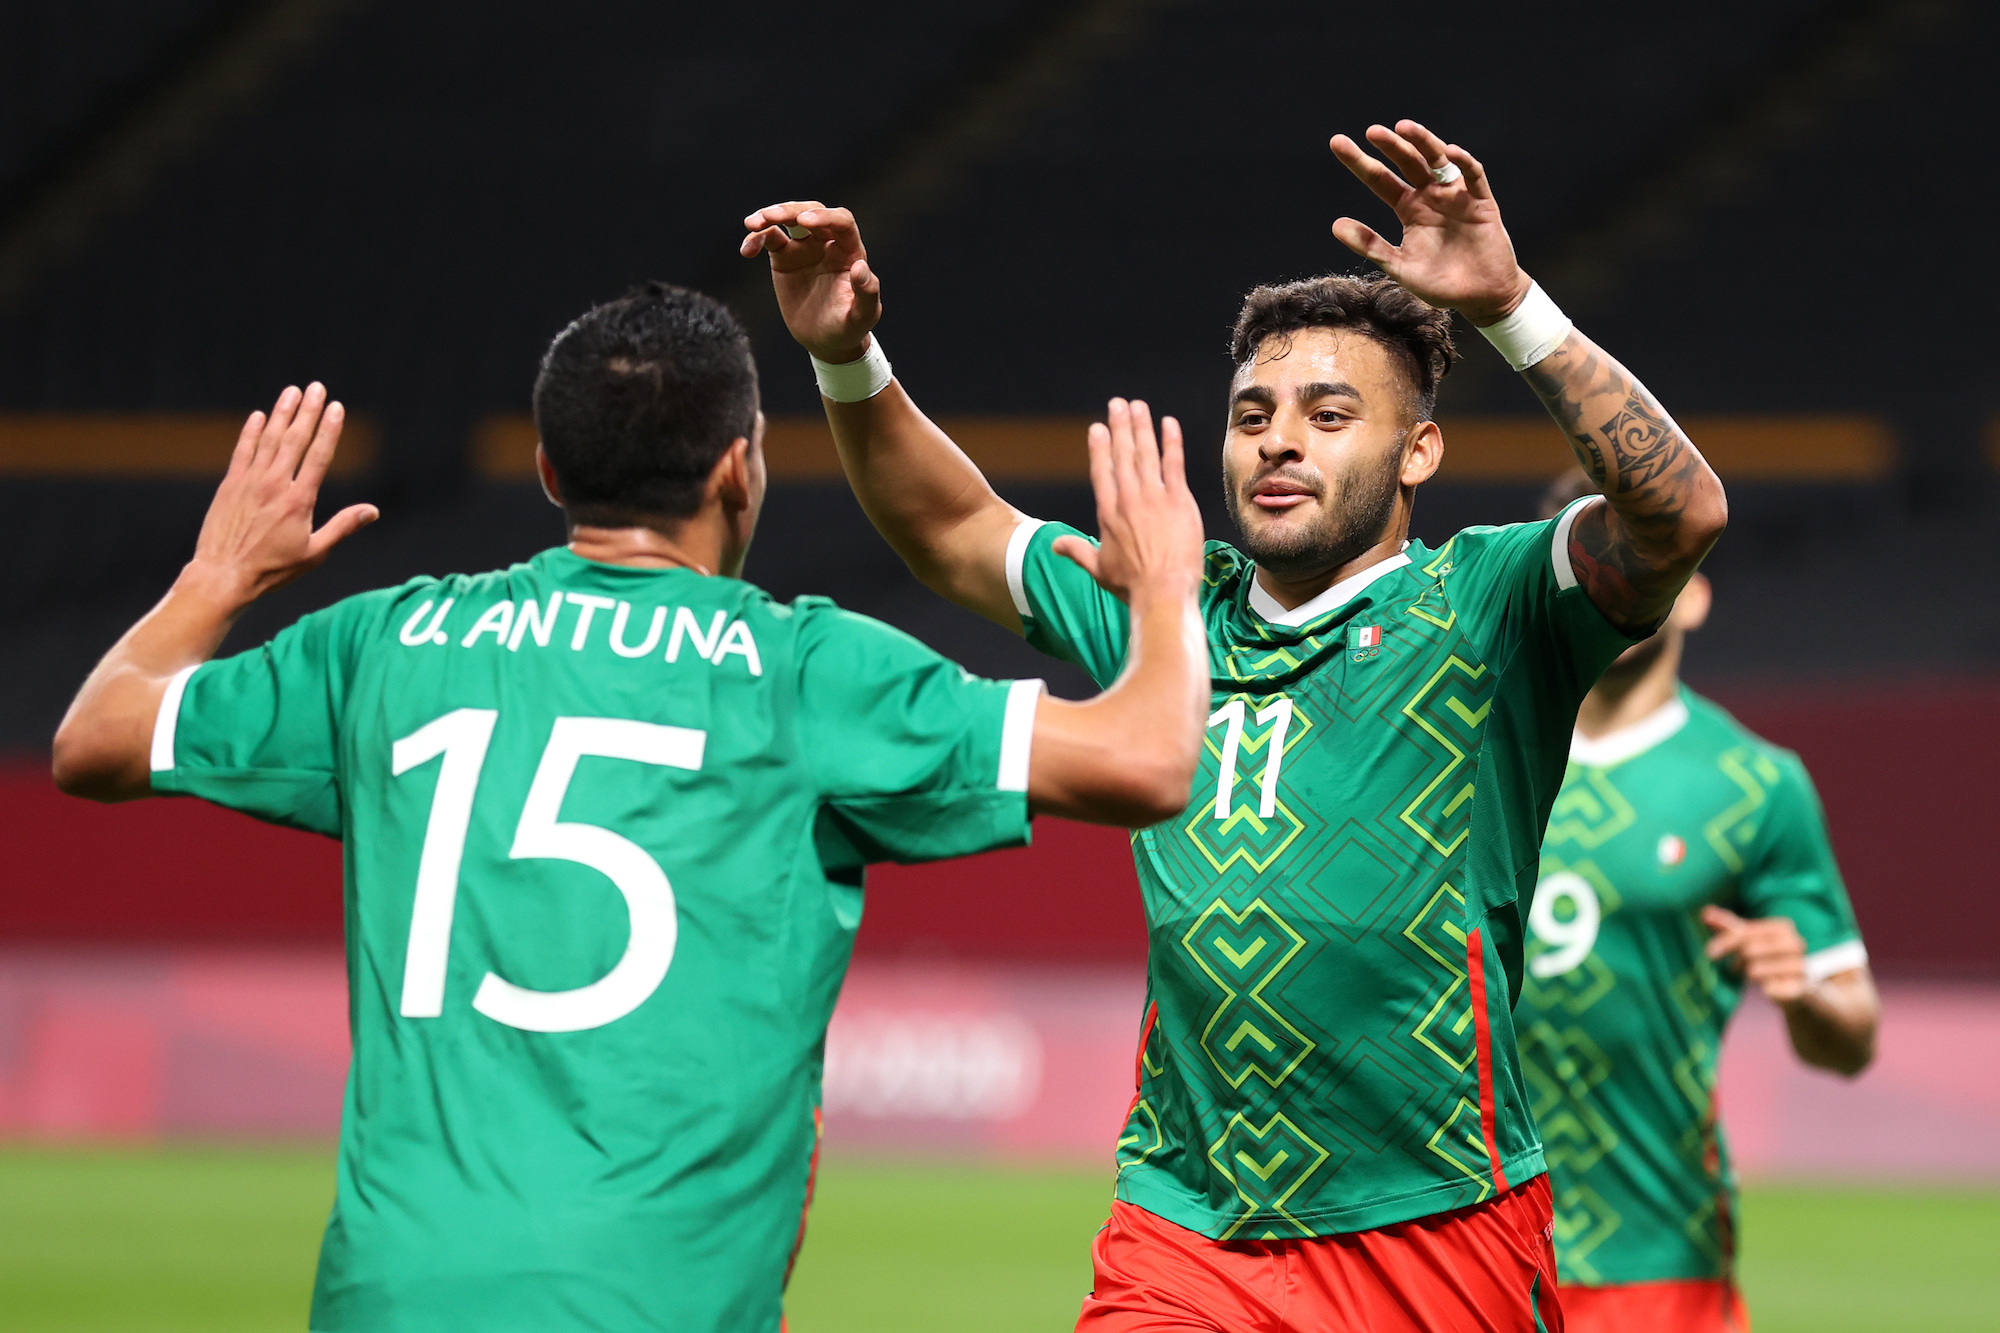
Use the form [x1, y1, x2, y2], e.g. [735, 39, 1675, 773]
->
[1008, 519, 1130, 688]
[1440, 497, 1636, 694]
[147, 597, 372, 837]
[1732, 751, 1866, 981]
[798, 606, 1040, 865]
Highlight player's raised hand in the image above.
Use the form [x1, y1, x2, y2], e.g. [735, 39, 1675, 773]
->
[741, 201, 881, 363]
[1700, 905, 1809, 1004]
[1329, 121, 1532, 326]
[1054, 399, 1204, 607]
[190, 383, 378, 604]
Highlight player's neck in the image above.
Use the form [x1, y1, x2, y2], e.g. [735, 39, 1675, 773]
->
[565, 515, 726, 576]
[1576, 644, 1684, 741]
[1250, 533, 1407, 612]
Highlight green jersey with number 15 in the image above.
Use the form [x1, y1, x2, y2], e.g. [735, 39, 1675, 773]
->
[148, 546, 1042, 1333]
[1007, 495, 1632, 1240]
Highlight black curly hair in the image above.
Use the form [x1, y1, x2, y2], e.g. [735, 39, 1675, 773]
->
[533, 281, 760, 526]
[1229, 273, 1457, 424]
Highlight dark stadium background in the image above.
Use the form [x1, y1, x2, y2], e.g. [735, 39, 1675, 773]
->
[3, 0, 1994, 973]
[1, 3, 1996, 1330]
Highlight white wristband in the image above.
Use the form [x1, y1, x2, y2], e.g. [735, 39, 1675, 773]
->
[811, 338, 893, 403]
[1475, 282, 1573, 371]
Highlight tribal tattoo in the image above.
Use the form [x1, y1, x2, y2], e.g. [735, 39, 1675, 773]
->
[1521, 332, 1723, 633]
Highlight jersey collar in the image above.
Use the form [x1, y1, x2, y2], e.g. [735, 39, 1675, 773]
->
[1569, 695, 1691, 768]
[1247, 550, 1411, 628]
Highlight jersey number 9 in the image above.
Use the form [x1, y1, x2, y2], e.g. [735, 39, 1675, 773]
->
[1528, 871, 1601, 979]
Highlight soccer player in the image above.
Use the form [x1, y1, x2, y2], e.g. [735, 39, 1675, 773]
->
[49, 284, 1213, 1331]
[1519, 470, 1877, 1333]
[743, 119, 1731, 1331]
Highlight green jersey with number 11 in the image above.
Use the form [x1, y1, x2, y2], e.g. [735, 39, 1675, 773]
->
[148, 546, 1042, 1332]
[1007, 495, 1633, 1240]
[1520, 688, 1864, 1286]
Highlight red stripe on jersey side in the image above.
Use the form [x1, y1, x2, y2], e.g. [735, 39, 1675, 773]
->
[1117, 1001, 1162, 1133]
[1466, 927, 1509, 1194]
[1133, 1001, 1159, 1090]
[783, 1106, 824, 1290]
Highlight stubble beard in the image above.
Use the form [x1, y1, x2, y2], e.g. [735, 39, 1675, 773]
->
[1225, 444, 1405, 582]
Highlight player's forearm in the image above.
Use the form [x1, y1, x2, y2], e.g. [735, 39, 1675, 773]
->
[53, 561, 252, 801]
[1519, 329, 1728, 630]
[825, 382, 1021, 626]
[1782, 969, 1879, 1077]
[1027, 589, 1207, 826]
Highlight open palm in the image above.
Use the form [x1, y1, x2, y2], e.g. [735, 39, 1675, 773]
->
[1329, 121, 1530, 325]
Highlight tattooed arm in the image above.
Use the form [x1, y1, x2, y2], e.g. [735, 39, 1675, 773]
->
[1518, 333, 1726, 630]
[1328, 120, 1726, 631]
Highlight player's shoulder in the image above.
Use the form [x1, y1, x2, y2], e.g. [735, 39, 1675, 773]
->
[1419, 513, 1559, 583]
[1680, 690, 1813, 783]
[787, 594, 929, 657]
[344, 551, 561, 634]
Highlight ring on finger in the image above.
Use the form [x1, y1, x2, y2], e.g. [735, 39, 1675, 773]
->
[1429, 161, 1462, 185]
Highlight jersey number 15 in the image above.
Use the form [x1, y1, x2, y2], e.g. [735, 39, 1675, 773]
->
[391, 709, 705, 1033]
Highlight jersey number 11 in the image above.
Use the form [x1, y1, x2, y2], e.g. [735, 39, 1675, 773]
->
[1208, 697, 1293, 820]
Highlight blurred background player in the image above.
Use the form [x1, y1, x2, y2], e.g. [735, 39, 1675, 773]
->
[47, 285, 1210, 1332]
[745, 120, 1728, 1332]
[1519, 468, 1878, 1333]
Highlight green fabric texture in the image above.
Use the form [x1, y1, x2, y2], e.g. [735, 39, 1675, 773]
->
[152, 547, 1032, 1332]
[1520, 688, 1862, 1287]
[1015, 508, 1632, 1239]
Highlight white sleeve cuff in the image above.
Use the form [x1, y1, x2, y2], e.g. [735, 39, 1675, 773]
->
[1804, 939, 1869, 985]
[1004, 518, 1048, 625]
[149, 664, 200, 773]
[1551, 494, 1604, 591]
[997, 678, 1044, 793]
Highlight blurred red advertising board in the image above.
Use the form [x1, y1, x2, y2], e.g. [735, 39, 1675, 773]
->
[3, 948, 1998, 1183]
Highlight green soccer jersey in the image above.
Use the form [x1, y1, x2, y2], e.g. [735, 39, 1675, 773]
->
[1005, 496, 1633, 1238]
[148, 547, 1042, 1332]
[1518, 688, 1864, 1286]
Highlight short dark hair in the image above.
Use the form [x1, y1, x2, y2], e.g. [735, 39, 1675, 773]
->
[1229, 273, 1456, 423]
[532, 282, 759, 525]
[1538, 465, 1600, 520]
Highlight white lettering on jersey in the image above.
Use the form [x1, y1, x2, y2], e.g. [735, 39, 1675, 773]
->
[666, 607, 727, 663]
[609, 601, 667, 658]
[404, 590, 762, 676]
[398, 598, 455, 646]
[564, 593, 615, 649]
[459, 600, 514, 647]
[710, 619, 762, 677]
[508, 592, 564, 651]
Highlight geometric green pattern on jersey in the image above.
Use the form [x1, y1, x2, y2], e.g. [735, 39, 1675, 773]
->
[150, 547, 1035, 1333]
[1013, 502, 1632, 1239]
[1519, 688, 1863, 1286]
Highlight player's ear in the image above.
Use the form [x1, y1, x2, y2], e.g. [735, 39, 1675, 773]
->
[709, 435, 757, 514]
[1675, 572, 1713, 632]
[1401, 420, 1443, 487]
[534, 444, 563, 509]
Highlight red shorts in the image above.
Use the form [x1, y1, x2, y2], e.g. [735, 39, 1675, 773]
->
[1076, 1176, 1563, 1332]
[1558, 1280, 1748, 1333]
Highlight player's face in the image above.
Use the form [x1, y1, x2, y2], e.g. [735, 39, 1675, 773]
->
[1222, 328, 1417, 579]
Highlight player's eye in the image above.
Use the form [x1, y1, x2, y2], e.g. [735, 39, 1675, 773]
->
[1234, 412, 1270, 429]
[1310, 409, 1349, 425]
